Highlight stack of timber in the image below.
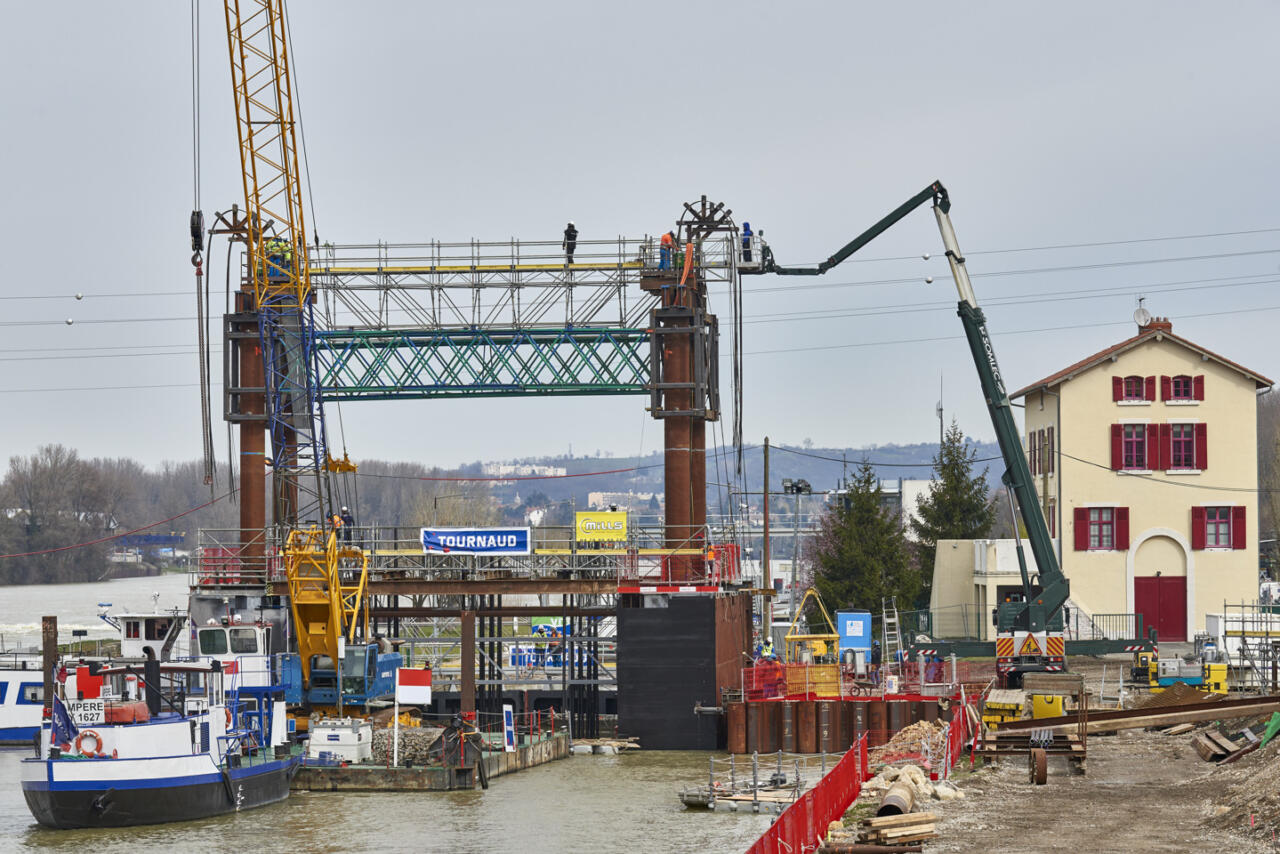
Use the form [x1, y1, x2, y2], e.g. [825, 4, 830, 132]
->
[857, 812, 939, 846]
[1193, 727, 1260, 764]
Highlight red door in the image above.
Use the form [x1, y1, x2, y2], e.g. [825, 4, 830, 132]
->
[1134, 576, 1187, 642]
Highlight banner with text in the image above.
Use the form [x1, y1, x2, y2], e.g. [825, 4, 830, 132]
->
[421, 527, 531, 555]
[575, 511, 627, 542]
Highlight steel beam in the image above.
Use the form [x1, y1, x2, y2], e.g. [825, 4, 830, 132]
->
[371, 607, 615, 619]
[367, 579, 616, 596]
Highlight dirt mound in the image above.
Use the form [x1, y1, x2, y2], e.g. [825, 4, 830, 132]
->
[870, 720, 948, 765]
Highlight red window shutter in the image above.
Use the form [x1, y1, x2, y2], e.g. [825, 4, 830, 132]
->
[1030, 431, 1038, 475]
[1146, 424, 1158, 468]
[1232, 506, 1246, 550]
[1115, 507, 1130, 550]
[1194, 423, 1207, 469]
[1047, 426, 1054, 474]
[1158, 423, 1171, 470]
[1193, 375, 1205, 401]
[1191, 506, 1206, 550]
[1073, 508, 1089, 550]
[1110, 424, 1123, 470]
[1112, 376, 1123, 401]
[1144, 376, 1156, 401]
[1160, 375, 1171, 401]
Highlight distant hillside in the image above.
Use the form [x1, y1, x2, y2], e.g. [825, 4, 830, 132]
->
[469, 439, 1004, 513]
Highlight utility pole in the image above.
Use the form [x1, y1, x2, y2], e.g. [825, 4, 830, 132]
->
[763, 438, 771, 635]
[782, 477, 812, 623]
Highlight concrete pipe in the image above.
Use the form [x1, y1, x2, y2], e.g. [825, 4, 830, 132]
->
[876, 780, 916, 817]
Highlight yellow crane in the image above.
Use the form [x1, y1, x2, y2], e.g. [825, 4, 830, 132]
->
[221, 0, 368, 705]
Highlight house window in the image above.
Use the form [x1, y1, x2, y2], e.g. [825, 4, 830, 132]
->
[1089, 508, 1114, 549]
[1171, 375, 1193, 400]
[1170, 424, 1195, 469]
[1205, 506, 1231, 548]
[1122, 376, 1145, 400]
[1123, 424, 1147, 469]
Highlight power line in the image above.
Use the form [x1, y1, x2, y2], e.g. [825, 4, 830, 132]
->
[771, 443, 1001, 467]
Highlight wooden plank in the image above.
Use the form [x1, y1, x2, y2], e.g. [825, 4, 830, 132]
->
[1207, 731, 1239, 752]
[864, 812, 939, 828]
[1162, 723, 1195, 735]
[1193, 733, 1227, 762]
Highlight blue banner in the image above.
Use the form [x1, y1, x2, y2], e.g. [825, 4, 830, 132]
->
[421, 527, 531, 556]
[52, 695, 79, 746]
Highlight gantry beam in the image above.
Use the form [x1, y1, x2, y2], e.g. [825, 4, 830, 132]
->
[315, 327, 649, 401]
[370, 607, 615, 619]
[368, 579, 617, 596]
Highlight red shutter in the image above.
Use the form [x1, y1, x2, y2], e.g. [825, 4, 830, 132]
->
[1030, 431, 1038, 475]
[1191, 506, 1206, 550]
[1144, 376, 1156, 401]
[1158, 423, 1171, 470]
[1047, 426, 1055, 474]
[1160, 375, 1171, 401]
[1115, 507, 1130, 550]
[1194, 423, 1207, 469]
[1146, 424, 1158, 469]
[1193, 375, 1205, 401]
[1112, 376, 1123, 401]
[1110, 424, 1123, 469]
[1073, 508, 1089, 550]
[1232, 506, 1246, 550]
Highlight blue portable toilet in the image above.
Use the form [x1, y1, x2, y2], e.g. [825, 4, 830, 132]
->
[835, 610, 873, 653]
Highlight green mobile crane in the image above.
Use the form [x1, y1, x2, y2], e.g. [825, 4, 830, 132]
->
[746, 181, 1155, 684]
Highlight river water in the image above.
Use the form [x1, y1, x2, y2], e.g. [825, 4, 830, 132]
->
[0, 577, 772, 852]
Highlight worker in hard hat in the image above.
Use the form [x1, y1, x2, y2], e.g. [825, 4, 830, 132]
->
[761, 637, 774, 660]
[562, 221, 578, 265]
[741, 221, 753, 263]
[340, 506, 355, 544]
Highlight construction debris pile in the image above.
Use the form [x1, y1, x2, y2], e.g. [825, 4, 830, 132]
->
[1131, 681, 1219, 710]
[1206, 712, 1280, 838]
[369, 726, 446, 766]
[859, 764, 965, 806]
[869, 721, 949, 765]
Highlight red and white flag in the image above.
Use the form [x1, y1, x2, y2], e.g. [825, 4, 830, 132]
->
[396, 667, 432, 705]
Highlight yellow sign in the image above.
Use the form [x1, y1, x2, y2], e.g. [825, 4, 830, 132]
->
[1018, 633, 1043, 656]
[575, 511, 627, 542]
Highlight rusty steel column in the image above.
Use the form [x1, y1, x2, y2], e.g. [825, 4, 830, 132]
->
[42, 616, 57, 715]
[460, 609, 476, 718]
[237, 291, 267, 565]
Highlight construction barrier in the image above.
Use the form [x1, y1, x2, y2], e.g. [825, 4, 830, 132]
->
[746, 734, 869, 854]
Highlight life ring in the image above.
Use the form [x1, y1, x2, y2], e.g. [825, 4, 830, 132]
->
[225, 709, 232, 728]
[75, 730, 105, 758]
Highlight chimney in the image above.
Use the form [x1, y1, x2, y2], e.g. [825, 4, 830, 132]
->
[1139, 315, 1172, 333]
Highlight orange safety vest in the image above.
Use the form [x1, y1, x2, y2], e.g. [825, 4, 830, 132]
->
[661, 233, 674, 248]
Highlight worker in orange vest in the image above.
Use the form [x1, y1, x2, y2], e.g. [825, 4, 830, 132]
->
[659, 231, 675, 270]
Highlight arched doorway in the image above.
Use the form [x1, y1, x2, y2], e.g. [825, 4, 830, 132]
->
[1131, 534, 1188, 642]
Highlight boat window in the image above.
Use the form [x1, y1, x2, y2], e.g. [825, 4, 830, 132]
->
[18, 682, 42, 704]
[146, 618, 171, 641]
[229, 628, 258, 654]
[125, 621, 140, 639]
[199, 628, 228, 655]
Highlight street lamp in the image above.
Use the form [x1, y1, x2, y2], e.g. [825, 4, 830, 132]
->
[782, 478, 812, 622]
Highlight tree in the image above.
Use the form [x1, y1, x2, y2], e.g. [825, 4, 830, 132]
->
[910, 420, 996, 604]
[809, 461, 917, 622]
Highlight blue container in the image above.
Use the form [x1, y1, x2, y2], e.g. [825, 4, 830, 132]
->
[835, 610, 873, 652]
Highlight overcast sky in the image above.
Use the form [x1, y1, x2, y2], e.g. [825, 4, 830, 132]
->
[2, 2, 1277, 475]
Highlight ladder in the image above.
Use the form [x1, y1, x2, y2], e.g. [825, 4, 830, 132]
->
[881, 597, 903, 675]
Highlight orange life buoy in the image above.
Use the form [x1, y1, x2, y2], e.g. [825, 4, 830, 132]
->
[75, 730, 104, 757]
[225, 708, 232, 728]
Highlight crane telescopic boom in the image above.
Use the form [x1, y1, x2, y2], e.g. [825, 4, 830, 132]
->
[758, 181, 1071, 679]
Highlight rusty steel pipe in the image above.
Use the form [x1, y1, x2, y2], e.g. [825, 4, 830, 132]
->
[876, 780, 916, 816]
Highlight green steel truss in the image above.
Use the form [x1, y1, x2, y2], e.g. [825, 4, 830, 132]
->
[315, 326, 650, 401]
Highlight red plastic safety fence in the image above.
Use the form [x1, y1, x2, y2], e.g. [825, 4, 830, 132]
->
[942, 703, 975, 779]
[745, 733, 869, 854]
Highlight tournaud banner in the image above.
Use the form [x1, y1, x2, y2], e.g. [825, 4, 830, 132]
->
[421, 527, 531, 555]
[575, 511, 627, 542]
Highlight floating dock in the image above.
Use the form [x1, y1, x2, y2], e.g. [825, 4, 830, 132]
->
[293, 732, 570, 792]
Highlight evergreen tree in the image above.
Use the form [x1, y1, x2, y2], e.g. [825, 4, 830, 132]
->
[910, 420, 996, 603]
[810, 461, 917, 621]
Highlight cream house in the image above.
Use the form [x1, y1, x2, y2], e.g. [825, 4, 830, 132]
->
[1010, 317, 1272, 641]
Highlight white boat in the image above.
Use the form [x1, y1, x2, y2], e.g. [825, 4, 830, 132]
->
[20, 620, 300, 828]
[0, 650, 45, 745]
